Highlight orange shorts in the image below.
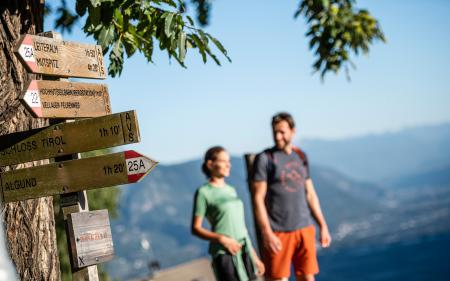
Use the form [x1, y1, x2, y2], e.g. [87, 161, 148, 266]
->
[263, 225, 319, 278]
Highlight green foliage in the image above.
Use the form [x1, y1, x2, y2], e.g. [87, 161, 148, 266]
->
[190, 0, 211, 26]
[54, 149, 120, 281]
[53, 0, 231, 77]
[295, 0, 386, 79]
[53, 0, 80, 33]
[52, 0, 385, 80]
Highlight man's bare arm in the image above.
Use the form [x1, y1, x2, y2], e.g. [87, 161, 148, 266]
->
[252, 180, 282, 253]
[305, 178, 332, 247]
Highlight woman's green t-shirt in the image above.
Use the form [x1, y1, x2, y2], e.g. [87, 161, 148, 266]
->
[193, 183, 250, 256]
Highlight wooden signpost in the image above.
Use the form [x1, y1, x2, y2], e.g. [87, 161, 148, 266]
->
[0, 110, 140, 167]
[7, 31, 157, 281]
[14, 34, 106, 79]
[0, 150, 157, 203]
[20, 80, 111, 118]
[67, 210, 114, 268]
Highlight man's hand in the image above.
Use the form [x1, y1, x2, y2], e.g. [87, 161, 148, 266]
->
[319, 226, 332, 248]
[262, 231, 282, 254]
[218, 235, 242, 255]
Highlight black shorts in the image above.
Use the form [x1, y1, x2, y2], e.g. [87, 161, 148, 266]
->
[212, 251, 256, 281]
[213, 254, 239, 281]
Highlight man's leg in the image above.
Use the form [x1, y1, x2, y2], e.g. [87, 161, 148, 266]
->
[263, 231, 295, 281]
[293, 226, 319, 281]
[296, 274, 315, 281]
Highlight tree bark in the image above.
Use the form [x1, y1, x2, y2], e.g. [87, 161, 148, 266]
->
[1, 1, 60, 280]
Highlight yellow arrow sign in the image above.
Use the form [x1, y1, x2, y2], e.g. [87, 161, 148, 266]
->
[0, 150, 157, 203]
[20, 80, 111, 118]
[0, 111, 140, 167]
[14, 34, 106, 79]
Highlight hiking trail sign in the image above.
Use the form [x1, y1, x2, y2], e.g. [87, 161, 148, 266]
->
[0, 110, 140, 167]
[14, 34, 106, 79]
[7, 31, 154, 280]
[0, 150, 157, 203]
[20, 80, 111, 118]
[67, 210, 114, 268]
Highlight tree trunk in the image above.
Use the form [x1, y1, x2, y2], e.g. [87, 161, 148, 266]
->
[1, 1, 60, 280]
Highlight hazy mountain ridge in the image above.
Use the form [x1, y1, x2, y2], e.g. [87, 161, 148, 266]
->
[302, 123, 450, 182]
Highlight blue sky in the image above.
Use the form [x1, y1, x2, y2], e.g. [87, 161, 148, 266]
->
[44, 0, 450, 163]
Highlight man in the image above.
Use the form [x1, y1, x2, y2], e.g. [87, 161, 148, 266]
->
[252, 112, 331, 281]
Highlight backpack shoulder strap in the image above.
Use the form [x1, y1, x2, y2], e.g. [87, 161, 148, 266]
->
[292, 146, 308, 166]
[264, 148, 274, 161]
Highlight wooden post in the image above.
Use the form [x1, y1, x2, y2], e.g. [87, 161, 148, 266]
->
[60, 171, 100, 281]
[244, 153, 263, 255]
[39, 31, 99, 281]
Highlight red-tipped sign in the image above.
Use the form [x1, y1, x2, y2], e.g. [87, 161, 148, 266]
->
[124, 150, 156, 183]
[20, 80, 111, 118]
[0, 150, 157, 203]
[14, 34, 106, 79]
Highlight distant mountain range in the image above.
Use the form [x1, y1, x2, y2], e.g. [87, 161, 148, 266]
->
[302, 123, 450, 182]
[104, 123, 450, 280]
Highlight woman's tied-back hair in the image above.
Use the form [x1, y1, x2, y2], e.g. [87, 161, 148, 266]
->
[272, 112, 295, 129]
[202, 146, 226, 178]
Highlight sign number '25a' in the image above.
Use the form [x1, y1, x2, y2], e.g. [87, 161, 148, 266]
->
[127, 158, 146, 173]
[124, 150, 156, 184]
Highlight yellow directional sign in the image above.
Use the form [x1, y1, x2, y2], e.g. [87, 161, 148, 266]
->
[20, 80, 111, 118]
[0, 150, 157, 203]
[14, 34, 106, 79]
[0, 111, 139, 167]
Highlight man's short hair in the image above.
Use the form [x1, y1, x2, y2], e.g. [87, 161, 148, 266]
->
[272, 112, 295, 129]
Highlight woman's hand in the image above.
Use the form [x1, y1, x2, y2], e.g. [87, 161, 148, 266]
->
[218, 235, 242, 255]
[254, 257, 265, 276]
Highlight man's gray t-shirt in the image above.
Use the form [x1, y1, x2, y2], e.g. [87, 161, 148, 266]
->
[253, 147, 314, 232]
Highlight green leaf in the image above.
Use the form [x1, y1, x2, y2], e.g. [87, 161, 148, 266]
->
[198, 29, 209, 45]
[165, 13, 174, 38]
[86, 5, 101, 32]
[123, 32, 138, 57]
[76, 0, 89, 16]
[114, 7, 124, 26]
[191, 34, 207, 63]
[98, 25, 115, 50]
[204, 48, 220, 66]
[186, 15, 195, 26]
[178, 32, 186, 62]
[109, 39, 124, 77]
[112, 39, 123, 59]
[321, 0, 330, 9]
[206, 33, 231, 62]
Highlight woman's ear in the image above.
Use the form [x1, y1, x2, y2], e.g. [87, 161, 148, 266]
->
[206, 159, 214, 171]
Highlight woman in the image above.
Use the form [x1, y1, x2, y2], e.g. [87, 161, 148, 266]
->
[192, 146, 265, 281]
